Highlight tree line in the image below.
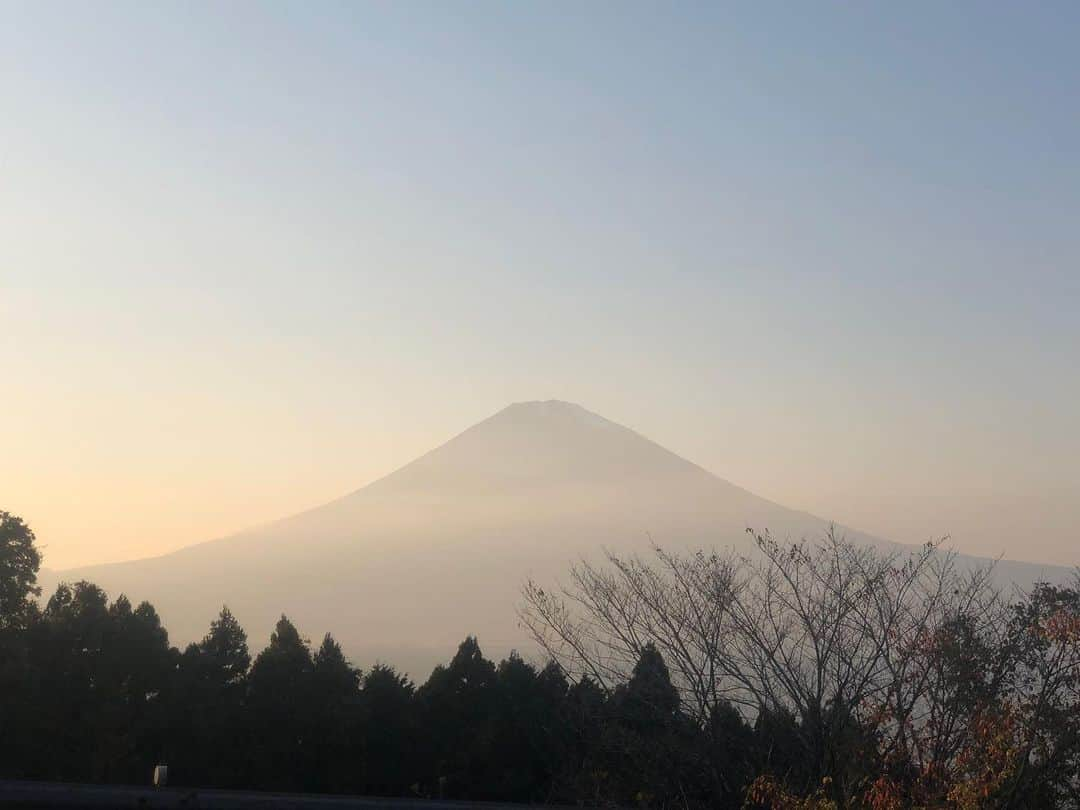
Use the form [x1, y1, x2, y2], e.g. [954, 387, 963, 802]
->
[2, 509, 1079, 808]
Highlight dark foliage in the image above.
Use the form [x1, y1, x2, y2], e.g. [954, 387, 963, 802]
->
[0, 584, 761, 806]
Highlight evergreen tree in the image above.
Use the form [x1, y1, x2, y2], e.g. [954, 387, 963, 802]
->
[356, 664, 417, 796]
[166, 606, 250, 787]
[200, 606, 250, 685]
[246, 615, 315, 790]
[558, 675, 609, 803]
[418, 636, 498, 798]
[20, 583, 173, 783]
[605, 644, 698, 806]
[488, 653, 569, 802]
[311, 633, 361, 792]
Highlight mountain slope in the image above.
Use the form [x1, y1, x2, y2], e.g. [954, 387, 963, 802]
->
[47, 400, 1071, 677]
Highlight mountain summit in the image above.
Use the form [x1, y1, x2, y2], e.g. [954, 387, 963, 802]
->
[365, 399, 705, 495]
[51, 401, 1069, 675]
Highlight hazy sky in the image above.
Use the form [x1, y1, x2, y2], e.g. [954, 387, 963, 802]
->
[3, 2, 1077, 569]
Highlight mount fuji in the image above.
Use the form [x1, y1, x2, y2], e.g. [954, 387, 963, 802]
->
[48, 401, 1069, 676]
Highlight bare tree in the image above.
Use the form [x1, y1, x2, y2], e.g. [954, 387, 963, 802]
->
[521, 527, 1010, 803]
[521, 544, 743, 727]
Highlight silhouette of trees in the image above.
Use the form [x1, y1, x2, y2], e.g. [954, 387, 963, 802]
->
[1, 509, 1078, 808]
[11, 581, 173, 783]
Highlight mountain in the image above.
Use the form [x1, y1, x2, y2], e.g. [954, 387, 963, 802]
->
[46, 400, 1071, 677]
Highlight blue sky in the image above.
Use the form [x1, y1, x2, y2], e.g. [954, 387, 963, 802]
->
[2, 2, 1078, 566]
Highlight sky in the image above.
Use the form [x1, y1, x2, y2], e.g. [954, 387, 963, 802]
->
[2, 2, 1078, 569]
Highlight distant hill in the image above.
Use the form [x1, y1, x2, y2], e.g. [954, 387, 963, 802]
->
[44, 400, 1072, 678]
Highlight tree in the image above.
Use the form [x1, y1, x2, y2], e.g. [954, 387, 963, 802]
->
[165, 606, 251, 787]
[311, 633, 361, 792]
[14, 582, 174, 783]
[997, 579, 1080, 807]
[522, 528, 1007, 805]
[487, 653, 568, 802]
[98, 595, 172, 782]
[623, 643, 680, 725]
[34, 581, 114, 780]
[601, 644, 716, 807]
[0, 511, 41, 630]
[521, 543, 743, 726]
[356, 663, 418, 796]
[200, 606, 250, 686]
[246, 615, 315, 790]
[418, 636, 498, 798]
[0, 511, 43, 778]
